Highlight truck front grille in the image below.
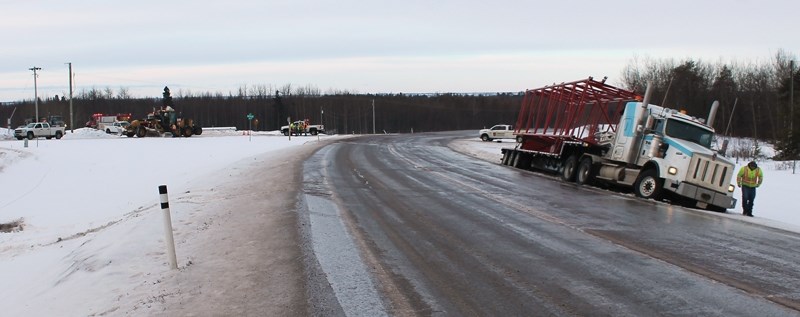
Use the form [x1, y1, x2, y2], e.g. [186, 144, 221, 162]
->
[686, 154, 733, 192]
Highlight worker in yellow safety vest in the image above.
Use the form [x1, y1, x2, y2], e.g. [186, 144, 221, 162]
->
[736, 161, 764, 217]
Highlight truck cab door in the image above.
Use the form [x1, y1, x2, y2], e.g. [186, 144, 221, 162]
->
[34, 123, 44, 135]
[503, 126, 514, 138]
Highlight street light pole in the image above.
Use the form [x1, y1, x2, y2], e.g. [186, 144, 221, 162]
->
[67, 62, 74, 133]
[29, 66, 41, 122]
[791, 60, 794, 136]
[372, 99, 375, 134]
[791, 60, 795, 174]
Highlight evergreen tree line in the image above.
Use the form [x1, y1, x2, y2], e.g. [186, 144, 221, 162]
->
[2, 50, 797, 158]
[619, 50, 799, 159]
[1, 85, 522, 135]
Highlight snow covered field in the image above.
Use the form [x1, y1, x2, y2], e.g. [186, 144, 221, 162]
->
[0, 128, 334, 315]
[1, 129, 798, 315]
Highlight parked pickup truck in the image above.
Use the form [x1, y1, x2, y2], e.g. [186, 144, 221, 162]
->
[100, 121, 130, 134]
[15, 122, 65, 140]
[479, 124, 517, 142]
[281, 119, 324, 136]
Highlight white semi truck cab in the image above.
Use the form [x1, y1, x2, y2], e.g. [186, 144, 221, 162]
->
[605, 101, 736, 210]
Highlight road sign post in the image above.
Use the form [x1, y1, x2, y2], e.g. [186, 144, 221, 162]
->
[247, 113, 254, 141]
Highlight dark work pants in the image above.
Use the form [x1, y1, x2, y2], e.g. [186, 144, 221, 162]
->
[741, 186, 756, 216]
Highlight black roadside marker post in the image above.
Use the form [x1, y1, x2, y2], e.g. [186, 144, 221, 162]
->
[159, 185, 178, 270]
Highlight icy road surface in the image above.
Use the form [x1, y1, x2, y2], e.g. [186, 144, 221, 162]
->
[301, 131, 800, 316]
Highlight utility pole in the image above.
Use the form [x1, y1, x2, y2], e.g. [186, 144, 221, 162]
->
[67, 62, 74, 133]
[791, 60, 794, 137]
[790, 60, 795, 174]
[372, 99, 375, 134]
[29, 66, 41, 122]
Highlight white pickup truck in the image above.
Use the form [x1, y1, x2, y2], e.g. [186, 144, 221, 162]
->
[14, 122, 66, 140]
[281, 120, 325, 136]
[479, 124, 516, 142]
[99, 121, 130, 134]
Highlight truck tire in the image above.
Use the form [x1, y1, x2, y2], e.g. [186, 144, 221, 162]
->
[576, 157, 595, 185]
[512, 151, 524, 168]
[183, 127, 193, 137]
[561, 155, 578, 182]
[55, 131, 63, 139]
[27, 132, 35, 140]
[481, 134, 492, 142]
[136, 127, 146, 138]
[501, 150, 512, 166]
[283, 130, 289, 136]
[310, 129, 318, 135]
[634, 169, 663, 200]
[193, 126, 203, 135]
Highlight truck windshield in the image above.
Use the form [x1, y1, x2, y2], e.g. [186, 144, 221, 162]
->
[664, 119, 713, 148]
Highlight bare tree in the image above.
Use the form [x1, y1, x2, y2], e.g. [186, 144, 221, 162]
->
[104, 87, 114, 99]
[117, 87, 131, 99]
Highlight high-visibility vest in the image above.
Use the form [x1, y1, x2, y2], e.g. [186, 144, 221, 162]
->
[737, 166, 763, 188]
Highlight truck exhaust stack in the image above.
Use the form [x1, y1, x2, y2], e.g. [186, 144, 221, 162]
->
[707, 100, 719, 128]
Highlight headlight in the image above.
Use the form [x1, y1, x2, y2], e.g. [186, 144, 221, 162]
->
[667, 167, 678, 175]
[728, 184, 735, 192]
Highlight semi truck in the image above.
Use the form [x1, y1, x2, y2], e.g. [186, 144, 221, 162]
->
[500, 77, 736, 212]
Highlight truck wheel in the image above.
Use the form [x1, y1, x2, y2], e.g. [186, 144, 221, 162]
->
[516, 135, 523, 143]
[55, 131, 63, 139]
[283, 130, 289, 136]
[106, 129, 112, 134]
[310, 129, 318, 135]
[634, 169, 663, 200]
[561, 155, 578, 182]
[193, 126, 203, 135]
[481, 134, 491, 142]
[183, 127, 193, 137]
[136, 127, 146, 138]
[27, 132, 35, 140]
[576, 157, 595, 185]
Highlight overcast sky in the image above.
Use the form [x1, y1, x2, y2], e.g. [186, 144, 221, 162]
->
[1, 0, 798, 101]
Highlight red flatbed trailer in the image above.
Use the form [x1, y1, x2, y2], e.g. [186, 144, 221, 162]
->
[513, 77, 640, 156]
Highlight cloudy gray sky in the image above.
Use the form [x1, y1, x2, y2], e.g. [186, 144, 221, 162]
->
[1, 0, 797, 101]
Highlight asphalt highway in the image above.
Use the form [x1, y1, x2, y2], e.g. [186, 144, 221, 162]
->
[300, 131, 800, 316]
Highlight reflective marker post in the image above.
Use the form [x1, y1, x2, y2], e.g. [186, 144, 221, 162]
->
[159, 185, 178, 270]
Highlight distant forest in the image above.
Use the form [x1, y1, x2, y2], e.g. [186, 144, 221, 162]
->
[2, 50, 798, 156]
[2, 84, 523, 135]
